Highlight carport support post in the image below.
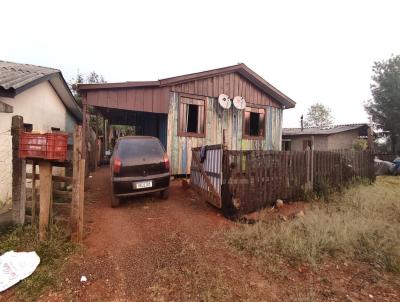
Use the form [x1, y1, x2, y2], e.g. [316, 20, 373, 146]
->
[11, 115, 26, 224]
[82, 93, 87, 160]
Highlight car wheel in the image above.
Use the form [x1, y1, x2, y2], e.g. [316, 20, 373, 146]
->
[111, 184, 120, 208]
[111, 194, 120, 208]
[160, 188, 169, 199]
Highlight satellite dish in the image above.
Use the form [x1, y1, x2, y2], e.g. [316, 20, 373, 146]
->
[218, 94, 231, 109]
[233, 96, 246, 110]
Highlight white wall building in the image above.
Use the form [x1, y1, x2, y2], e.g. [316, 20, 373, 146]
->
[0, 61, 82, 207]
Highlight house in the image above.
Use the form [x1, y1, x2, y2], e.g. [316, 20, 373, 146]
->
[282, 124, 371, 151]
[78, 64, 296, 174]
[0, 60, 82, 205]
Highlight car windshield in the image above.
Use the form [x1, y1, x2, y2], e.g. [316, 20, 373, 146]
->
[116, 138, 164, 159]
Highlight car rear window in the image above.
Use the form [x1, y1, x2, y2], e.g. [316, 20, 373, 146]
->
[116, 138, 164, 159]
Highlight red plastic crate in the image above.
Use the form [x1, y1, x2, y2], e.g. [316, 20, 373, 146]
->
[19, 132, 68, 161]
[19, 133, 47, 159]
[45, 133, 68, 160]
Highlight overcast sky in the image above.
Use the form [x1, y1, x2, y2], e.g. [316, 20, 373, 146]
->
[1, 0, 399, 127]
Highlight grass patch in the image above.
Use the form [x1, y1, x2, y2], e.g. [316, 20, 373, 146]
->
[0, 224, 78, 301]
[225, 176, 400, 274]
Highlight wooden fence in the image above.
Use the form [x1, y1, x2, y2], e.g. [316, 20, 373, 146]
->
[190, 148, 375, 216]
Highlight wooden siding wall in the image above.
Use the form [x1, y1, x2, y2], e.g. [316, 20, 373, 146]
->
[86, 87, 169, 113]
[167, 92, 283, 175]
[170, 72, 282, 108]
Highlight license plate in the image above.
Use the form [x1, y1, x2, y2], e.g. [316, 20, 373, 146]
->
[134, 181, 152, 189]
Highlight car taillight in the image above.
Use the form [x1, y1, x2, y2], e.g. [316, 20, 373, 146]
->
[113, 158, 122, 174]
[163, 153, 170, 170]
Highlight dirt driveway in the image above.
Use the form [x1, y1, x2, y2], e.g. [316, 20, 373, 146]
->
[45, 167, 279, 301]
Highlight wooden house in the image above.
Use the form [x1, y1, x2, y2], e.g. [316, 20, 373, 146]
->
[78, 64, 295, 175]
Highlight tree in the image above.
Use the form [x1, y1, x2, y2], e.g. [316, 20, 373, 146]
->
[69, 71, 106, 107]
[303, 102, 334, 128]
[365, 55, 400, 153]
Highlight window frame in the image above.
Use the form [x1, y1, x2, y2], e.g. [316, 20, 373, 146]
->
[242, 105, 266, 140]
[177, 93, 207, 138]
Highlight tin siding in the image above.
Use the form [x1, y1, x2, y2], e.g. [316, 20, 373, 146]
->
[167, 92, 283, 174]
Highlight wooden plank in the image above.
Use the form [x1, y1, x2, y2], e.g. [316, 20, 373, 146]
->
[27, 173, 73, 184]
[39, 160, 52, 241]
[53, 190, 72, 198]
[78, 159, 85, 242]
[71, 125, 83, 243]
[31, 163, 36, 223]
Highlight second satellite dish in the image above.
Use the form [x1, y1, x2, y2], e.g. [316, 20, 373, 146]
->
[218, 94, 231, 109]
[233, 96, 246, 110]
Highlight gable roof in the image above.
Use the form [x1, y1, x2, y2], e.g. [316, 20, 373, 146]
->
[78, 64, 296, 108]
[283, 124, 369, 136]
[0, 60, 82, 121]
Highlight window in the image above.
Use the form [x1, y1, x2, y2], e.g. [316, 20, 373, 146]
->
[244, 107, 265, 138]
[51, 127, 60, 132]
[282, 140, 291, 151]
[303, 139, 312, 150]
[179, 96, 205, 137]
[23, 123, 33, 132]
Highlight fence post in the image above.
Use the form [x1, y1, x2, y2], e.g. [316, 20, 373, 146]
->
[11, 115, 26, 225]
[39, 160, 52, 241]
[71, 125, 85, 243]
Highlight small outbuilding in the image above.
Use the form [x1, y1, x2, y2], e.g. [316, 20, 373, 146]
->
[0, 60, 82, 205]
[282, 124, 371, 151]
[78, 64, 296, 174]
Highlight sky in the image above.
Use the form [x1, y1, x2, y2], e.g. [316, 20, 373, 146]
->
[1, 0, 399, 127]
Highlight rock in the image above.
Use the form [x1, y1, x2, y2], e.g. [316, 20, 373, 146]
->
[276, 199, 284, 208]
[80, 275, 87, 283]
[295, 210, 305, 218]
[278, 214, 288, 221]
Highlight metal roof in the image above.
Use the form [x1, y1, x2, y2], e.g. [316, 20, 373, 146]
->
[78, 63, 296, 109]
[0, 60, 82, 121]
[283, 124, 369, 136]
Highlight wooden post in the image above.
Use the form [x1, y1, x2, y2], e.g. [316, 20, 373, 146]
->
[95, 112, 99, 167]
[82, 93, 87, 160]
[11, 115, 26, 224]
[39, 160, 52, 241]
[78, 159, 85, 242]
[31, 162, 36, 222]
[71, 125, 84, 243]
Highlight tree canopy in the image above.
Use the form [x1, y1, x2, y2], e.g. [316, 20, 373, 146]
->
[303, 102, 334, 128]
[365, 55, 400, 153]
[69, 71, 106, 107]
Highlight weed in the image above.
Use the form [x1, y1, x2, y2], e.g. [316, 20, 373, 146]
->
[225, 176, 400, 274]
[0, 224, 77, 301]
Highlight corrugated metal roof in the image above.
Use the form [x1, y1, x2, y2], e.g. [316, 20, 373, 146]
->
[0, 60, 82, 121]
[0, 60, 59, 93]
[283, 124, 369, 136]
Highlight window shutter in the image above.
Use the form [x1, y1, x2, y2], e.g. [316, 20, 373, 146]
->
[197, 104, 204, 134]
[259, 109, 265, 136]
[244, 111, 250, 136]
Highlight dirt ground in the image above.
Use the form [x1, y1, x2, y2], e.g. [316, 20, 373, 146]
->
[35, 167, 399, 301]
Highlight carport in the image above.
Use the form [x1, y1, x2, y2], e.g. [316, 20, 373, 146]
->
[78, 82, 170, 163]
